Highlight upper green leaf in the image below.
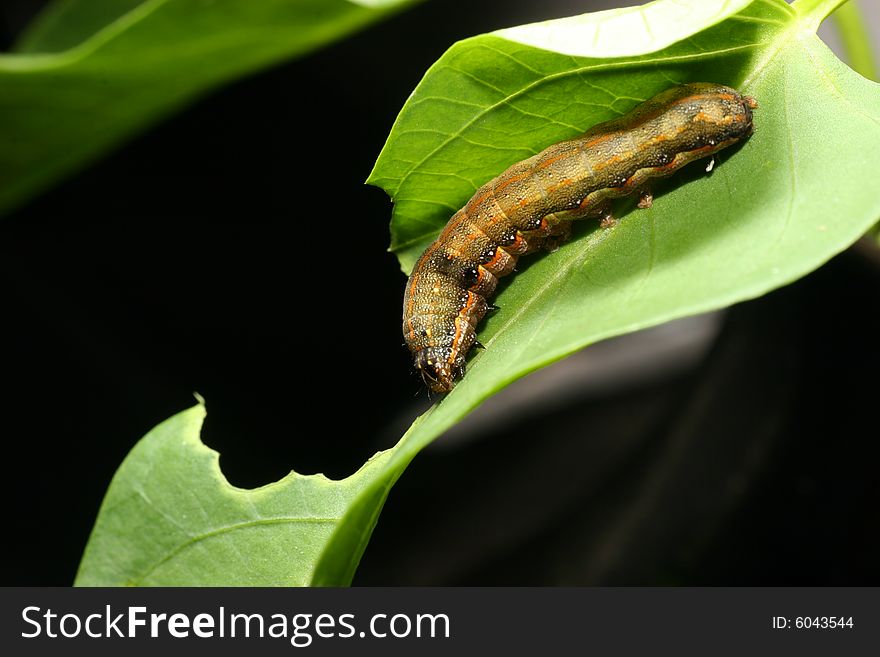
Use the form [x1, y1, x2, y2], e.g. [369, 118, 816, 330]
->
[493, 0, 754, 58]
[13, 0, 145, 53]
[0, 0, 419, 215]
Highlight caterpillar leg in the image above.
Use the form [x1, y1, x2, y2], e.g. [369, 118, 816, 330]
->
[599, 207, 616, 229]
[637, 188, 653, 209]
[520, 212, 574, 254]
[541, 216, 572, 252]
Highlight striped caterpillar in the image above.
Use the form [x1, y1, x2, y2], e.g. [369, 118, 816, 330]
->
[402, 82, 757, 393]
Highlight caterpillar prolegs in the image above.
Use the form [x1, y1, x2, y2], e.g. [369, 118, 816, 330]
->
[402, 82, 757, 393]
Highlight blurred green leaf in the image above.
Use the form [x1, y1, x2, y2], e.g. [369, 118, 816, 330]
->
[0, 0, 419, 215]
[828, 0, 879, 246]
[14, 0, 145, 53]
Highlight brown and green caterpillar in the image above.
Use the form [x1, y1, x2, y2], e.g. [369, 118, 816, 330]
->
[403, 82, 757, 393]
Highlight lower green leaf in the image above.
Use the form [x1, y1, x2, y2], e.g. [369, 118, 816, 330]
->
[75, 404, 393, 586]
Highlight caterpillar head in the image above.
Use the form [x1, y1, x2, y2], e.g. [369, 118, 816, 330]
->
[682, 82, 758, 143]
[414, 347, 464, 394]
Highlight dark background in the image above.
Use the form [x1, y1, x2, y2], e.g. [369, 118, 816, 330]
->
[1, 0, 878, 586]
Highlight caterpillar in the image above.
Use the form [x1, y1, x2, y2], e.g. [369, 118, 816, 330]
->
[402, 82, 757, 393]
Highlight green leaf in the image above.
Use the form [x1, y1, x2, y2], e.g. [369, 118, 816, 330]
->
[346, 0, 879, 578]
[14, 0, 146, 53]
[371, 0, 755, 269]
[0, 0, 420, 215]
[75, 403, 395, 586]
[79, 0, 880, 586]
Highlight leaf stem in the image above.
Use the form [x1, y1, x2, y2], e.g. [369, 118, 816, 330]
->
[791, 0, 851, 33]
[832, 1, 877, 80]
[824, 1, 879, 245]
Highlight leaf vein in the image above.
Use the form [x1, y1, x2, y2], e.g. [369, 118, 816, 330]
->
[393, 42, 769, 196]
[131, 516, 340, 585]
